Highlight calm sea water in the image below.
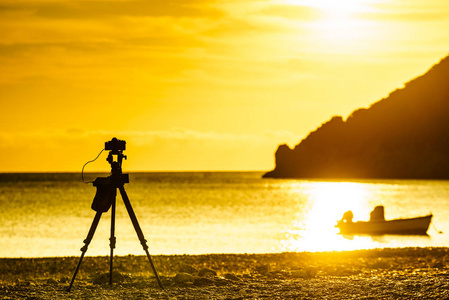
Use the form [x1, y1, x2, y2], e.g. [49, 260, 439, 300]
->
[1, 172, 449, 258]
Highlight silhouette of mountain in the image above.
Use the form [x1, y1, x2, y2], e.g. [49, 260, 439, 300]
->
[264, 54, 449, 179]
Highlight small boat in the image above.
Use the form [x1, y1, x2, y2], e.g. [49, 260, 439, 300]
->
[336, 214, 433, 235]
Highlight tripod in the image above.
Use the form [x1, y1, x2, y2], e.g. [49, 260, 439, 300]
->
[67, 139, 163, 292]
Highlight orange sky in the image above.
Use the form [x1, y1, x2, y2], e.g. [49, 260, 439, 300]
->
[1, 0, 449, 172]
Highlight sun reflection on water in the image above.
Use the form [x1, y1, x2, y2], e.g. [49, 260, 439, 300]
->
[282, 181, 382, 252]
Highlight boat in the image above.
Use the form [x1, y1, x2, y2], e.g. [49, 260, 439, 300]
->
[336, 214, 433, 235]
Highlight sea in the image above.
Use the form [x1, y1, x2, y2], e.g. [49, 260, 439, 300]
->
[1, 172, 449, 258]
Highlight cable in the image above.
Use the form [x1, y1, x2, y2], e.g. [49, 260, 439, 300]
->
[82, 148, 105, 183]
[432, 222, 443, 234]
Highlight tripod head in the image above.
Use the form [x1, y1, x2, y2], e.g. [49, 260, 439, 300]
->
[105, 138, 127, 177]
[91, 138, 129, 212]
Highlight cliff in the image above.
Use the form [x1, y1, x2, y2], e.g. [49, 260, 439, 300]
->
[264, 54, 449, 179]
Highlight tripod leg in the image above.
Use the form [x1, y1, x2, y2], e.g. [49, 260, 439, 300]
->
[118, 186, 164, 289]
[67, 211, 103, 292]
[109, 196, 116, 285]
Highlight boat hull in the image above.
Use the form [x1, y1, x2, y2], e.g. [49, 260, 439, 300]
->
[336, 215, 433, 235]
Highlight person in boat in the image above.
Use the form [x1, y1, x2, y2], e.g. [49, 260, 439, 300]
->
[369, 205, 385, 222]
[339, 206, 385, 224]
[340, 210, 354, 223]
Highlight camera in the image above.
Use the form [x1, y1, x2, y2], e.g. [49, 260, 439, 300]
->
[105, 137, 126, 152]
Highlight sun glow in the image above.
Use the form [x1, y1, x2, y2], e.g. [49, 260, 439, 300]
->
[282, 182, 378, 252]
[281, 0, 380, 53]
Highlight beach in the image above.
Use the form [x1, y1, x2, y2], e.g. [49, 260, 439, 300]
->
[1, 247, 449, 299]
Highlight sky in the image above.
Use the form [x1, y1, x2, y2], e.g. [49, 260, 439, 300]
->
[1, 0, 449, 172]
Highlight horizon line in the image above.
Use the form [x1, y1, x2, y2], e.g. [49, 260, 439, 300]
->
[0, 170, 267, 174]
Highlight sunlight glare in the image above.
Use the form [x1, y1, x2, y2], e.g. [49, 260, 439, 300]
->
[280, 0, 380, 53]
[282, 182, 377, 252]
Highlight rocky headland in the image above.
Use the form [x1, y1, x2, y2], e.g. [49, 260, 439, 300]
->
[264, 54, 449, 179]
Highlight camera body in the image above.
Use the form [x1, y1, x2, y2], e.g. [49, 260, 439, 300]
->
[105, 137, 126, 153]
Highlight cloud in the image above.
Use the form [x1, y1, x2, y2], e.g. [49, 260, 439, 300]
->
[0, 129, 299, 172]
[0, 0, 223, 19]
[0, 0, 226, 54]
[362, 10, 449, 22]
[258, 4, 321, 20]
[362, 1, 449, 22]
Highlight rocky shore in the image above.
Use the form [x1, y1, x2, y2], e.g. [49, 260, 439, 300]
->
[1, 247, 449, 299]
